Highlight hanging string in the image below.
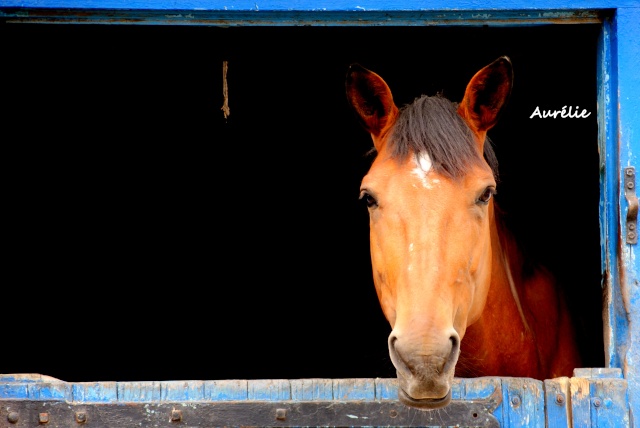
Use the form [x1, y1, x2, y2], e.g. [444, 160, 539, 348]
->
[221, 60, 230, 119]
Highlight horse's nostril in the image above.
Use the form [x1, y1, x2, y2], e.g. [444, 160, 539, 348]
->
[389, 334, 398, 348]
[443, 333, 461, 374]
[388, 334, 413, 378]
[388, 334, 400, 362]
[449, 334, 460, 356]
[450, 334, 459, 350]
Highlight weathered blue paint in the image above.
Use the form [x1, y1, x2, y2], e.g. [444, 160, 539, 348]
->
[0, 374, 629, 426]
[291, 379, 334, 401]
[0, 0, 638, 10]
[570, 369, 630, 427]
[614, 7, 640, 428]
[0, 9, 604, 25]
[0, 0, 613, 26]
[598, 14, 620, 372]
[498, 378, 545, 427]
[545, 377, 572, 427]
[596, 6, 640, 427]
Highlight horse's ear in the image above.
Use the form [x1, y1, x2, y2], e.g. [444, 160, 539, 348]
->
[458, 56, 513, 140]
[345, 64, 399, 147]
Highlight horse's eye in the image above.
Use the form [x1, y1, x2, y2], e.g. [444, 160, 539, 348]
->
[359, 190, 378, 208]
[478, 187, 496, 205]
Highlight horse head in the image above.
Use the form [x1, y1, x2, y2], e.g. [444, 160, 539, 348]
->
[345, 57, 513, 409]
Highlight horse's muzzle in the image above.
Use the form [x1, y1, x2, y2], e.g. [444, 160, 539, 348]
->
[398, 387, 452, 409]
[388, 331, 460, 409]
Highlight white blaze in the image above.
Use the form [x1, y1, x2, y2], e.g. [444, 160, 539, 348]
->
[411, 152, 438, 188]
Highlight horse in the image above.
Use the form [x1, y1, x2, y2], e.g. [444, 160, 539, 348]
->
[345, 56, 582, 409]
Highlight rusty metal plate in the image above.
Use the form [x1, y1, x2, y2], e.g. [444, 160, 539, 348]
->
[0, 399, 500, 427]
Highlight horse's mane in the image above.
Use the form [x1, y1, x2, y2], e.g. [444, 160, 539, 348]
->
[386, 94, 499, 181]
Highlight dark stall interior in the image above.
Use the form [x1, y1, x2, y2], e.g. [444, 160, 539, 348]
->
[3, 22, 603, 382]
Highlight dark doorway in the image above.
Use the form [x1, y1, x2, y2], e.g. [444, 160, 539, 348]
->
[3, 23, 602, 382]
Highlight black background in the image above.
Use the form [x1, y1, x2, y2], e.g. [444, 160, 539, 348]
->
[3, 22, 603, 382]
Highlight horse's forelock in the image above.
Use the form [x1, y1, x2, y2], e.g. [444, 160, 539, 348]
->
[388, 94, 499, 180]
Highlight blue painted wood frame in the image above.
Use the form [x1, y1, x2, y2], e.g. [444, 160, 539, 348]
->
[1, 1, 639, 426]
[0, 371, 630, 426]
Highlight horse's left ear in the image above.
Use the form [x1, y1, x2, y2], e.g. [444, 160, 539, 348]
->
[458, 56, 513, 140]
[345, 63, 399, 150]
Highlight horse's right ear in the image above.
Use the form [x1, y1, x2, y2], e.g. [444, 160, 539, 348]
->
[458, 56, 513, 141]
[345, 64, 399, 146]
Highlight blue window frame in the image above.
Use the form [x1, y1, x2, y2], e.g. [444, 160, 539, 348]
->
[1, 1, 638, 426]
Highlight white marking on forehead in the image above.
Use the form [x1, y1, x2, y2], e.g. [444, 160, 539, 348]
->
[411, 153, 438, 189]
[418, 153, 432, 172]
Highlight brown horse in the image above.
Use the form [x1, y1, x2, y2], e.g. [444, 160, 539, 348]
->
[345, 56, 582, 409]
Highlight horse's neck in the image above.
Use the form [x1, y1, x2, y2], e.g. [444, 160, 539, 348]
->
[462, 202, 583, 379]
[491, 212, 531, 332]
[457, 204, 545, 378]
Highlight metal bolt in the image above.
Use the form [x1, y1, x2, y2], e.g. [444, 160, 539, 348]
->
[39, 412, 50, 424]
[630, 223, 637, 231]
[75, 411, 87, 424]
[593, 398, 602, 407]
[275, 408, 287, 421]
[511, 395, 521, 407]
[171, 409, 182, 422]
[555, 393, 566, 405]
[629, 231, 636, 240]
[389, 409, 398, 418]
[627, 181, 634, 189]
[627, 169, 634, 176]
[7, 412, 19, 423]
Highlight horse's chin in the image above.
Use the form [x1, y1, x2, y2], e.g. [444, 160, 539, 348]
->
[398, 388, 452, 410]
